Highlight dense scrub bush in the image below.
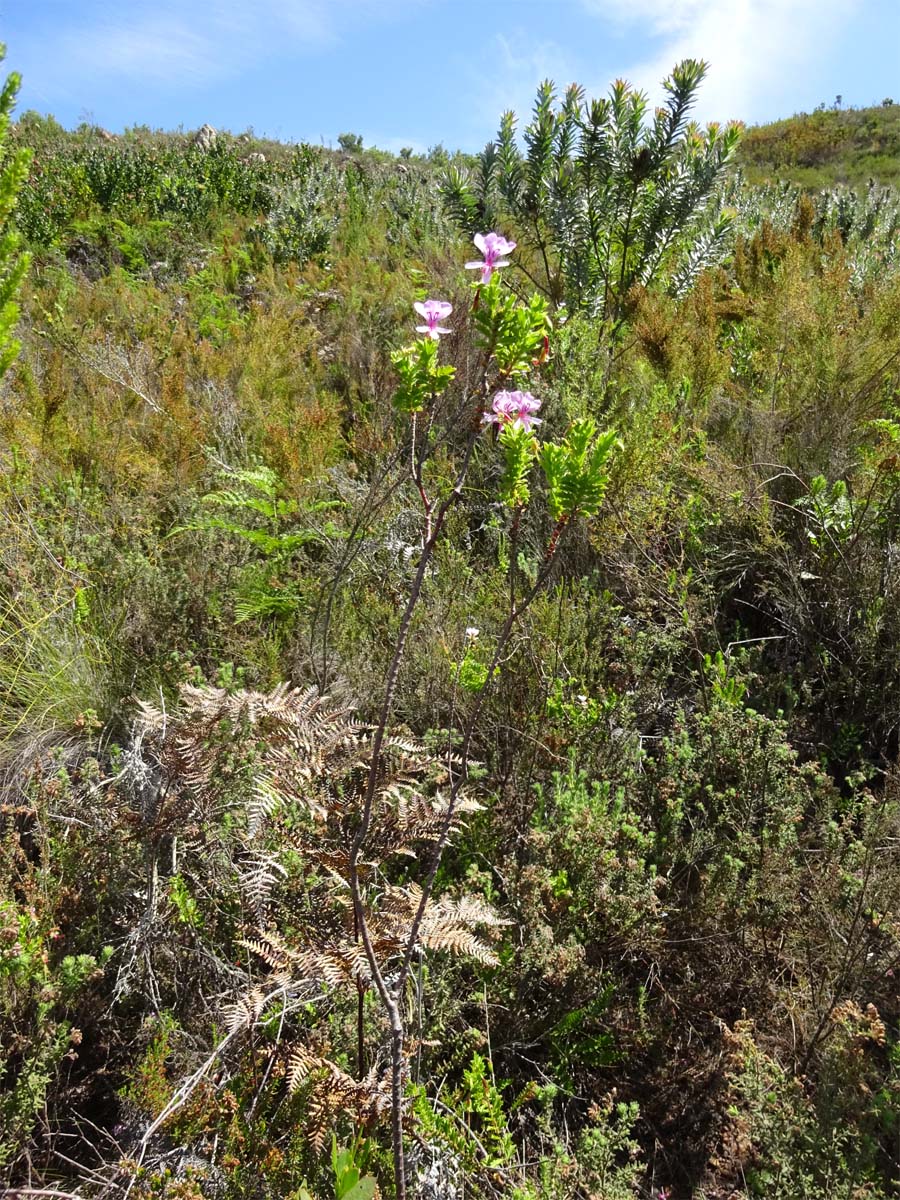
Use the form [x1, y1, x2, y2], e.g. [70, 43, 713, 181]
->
[250, 148, 341, 265]
[738, 100, 900, 186]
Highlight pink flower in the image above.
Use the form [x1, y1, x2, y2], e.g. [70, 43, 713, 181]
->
[465, 231, 516, 284]
[414, 299, 453, 339]
[481, 389, 542, 431]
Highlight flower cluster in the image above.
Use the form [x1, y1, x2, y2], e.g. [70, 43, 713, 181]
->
[410, 228, 517, 341]
[404, 233, 546, 442]
[482, 389, 542, 431]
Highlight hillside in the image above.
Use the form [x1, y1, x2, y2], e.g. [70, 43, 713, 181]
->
[3, 61, 900, 1200]
[738, 100, 900, 186]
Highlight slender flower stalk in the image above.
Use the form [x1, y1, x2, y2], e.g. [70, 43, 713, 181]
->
[348, 220, 613, 1200]
[465, 231, 516, 283]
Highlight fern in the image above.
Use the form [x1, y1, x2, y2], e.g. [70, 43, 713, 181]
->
[135, 681, 362, 833]
[135, 679, 505, 1140]
[171, 464, 344, 623]
[286, 1048, 392, 1152]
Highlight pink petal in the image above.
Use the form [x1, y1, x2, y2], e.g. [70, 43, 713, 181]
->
[464, 260, 484, 271]
[473, 232, 487, 254]
[491, 392, 520, 420]
[491, 234, 516, 255]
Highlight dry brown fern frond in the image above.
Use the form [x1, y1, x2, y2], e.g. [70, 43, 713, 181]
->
[135, 676, 506, 1151]
[287, 1046, 393, 1150]
[243, 924, 372, 988]
[223, 985, 286, 1033]
[241, 867, 507, 998]
[370, 884, 509, 968]
[273, 736, 477, 878]
[281, 833, 353, 878]
[369, 785, 483, 859]
[241, 929, 295, 973]
[240, 852, 288, 919]
[135, 681, 364, 832]
[292, 942, 372, 988]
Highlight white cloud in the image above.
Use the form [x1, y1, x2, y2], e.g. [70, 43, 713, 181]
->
[580, 0, 860, 123]
[55, 13, 221, 87]
[463, 0, 857, 147]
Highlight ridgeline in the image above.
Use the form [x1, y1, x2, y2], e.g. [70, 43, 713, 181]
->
[738, 99, 900, 186]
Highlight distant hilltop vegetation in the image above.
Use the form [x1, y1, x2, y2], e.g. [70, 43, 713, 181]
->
[14, 97, 900, 193]
[737, 99, 900, 187]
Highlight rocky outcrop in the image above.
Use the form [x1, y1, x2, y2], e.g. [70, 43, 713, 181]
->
[192, 124, 217, 152]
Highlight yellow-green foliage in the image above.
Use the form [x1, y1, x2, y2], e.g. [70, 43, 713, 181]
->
[739, 100, 900, 186]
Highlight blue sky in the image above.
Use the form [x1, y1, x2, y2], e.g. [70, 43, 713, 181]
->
[3, 1, 899, 152]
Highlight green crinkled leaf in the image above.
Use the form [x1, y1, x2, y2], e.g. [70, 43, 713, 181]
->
[539, 418, 620, 521]
[473, 277, 551, 376]
[391, 337, 455, 414]
[498, 421, 538, 507]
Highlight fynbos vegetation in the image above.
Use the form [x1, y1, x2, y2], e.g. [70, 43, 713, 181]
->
[4, 42, 900, 1200]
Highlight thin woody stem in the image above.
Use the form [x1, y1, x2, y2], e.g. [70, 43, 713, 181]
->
[348, 283, 508, 1199]
[411, 411, 433, 542]
[397, 516, 571, 995]
[348, 388, 488, 1200]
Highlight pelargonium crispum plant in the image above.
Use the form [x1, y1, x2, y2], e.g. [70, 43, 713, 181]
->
[353, 230, 621, 1197]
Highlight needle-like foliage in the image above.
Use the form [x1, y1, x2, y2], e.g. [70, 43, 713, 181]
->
[443, 60, 741, 325]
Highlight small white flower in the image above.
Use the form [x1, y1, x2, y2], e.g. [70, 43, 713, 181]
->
[465, 626, 479, 640]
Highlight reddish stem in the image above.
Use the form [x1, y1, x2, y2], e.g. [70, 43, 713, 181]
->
[545, 514, 569, 562]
